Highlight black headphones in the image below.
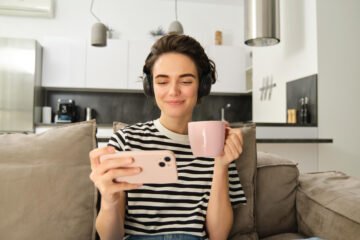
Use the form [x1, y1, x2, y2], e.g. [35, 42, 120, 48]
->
[142, 57, 214, 99]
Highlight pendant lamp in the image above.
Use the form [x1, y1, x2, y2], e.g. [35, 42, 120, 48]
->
[168, 0, 184, 34]
[90, 0, 110, 47]
[244, 0, 280, 46]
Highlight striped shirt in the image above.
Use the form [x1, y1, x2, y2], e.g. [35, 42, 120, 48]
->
[108, 119, 246, 239]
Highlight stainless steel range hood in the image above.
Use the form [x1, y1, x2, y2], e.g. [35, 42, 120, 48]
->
[244, 0, 280, 47]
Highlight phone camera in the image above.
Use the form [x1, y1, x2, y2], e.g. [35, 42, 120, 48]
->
[164, 156, 171, 162]
[159, 162, 166, 167]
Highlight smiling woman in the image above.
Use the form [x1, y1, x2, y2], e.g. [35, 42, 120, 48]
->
[89, 34, 247, 240]
[152, 53, 199, 130]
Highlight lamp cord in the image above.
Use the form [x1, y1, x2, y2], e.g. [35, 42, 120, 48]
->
[90, 0, 102, 22]
[175, 0, 178, 21]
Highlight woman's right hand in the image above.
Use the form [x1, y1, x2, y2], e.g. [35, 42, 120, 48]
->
[89, 146, 142, 207]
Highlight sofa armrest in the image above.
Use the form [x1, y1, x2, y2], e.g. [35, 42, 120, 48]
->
[297, 171, 360, 240]
[255, 152, 299, 238]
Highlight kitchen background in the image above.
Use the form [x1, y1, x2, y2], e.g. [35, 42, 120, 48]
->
[0, 0, 359, 177]
[44, 89, 251, 124]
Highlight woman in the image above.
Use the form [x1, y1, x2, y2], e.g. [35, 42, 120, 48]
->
[89, 34, 246, 240]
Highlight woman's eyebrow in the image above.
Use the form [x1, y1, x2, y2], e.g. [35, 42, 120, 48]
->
[179, 73, 196, 78]
[154, 74, 169, 79]
[154, 73, 196, 79]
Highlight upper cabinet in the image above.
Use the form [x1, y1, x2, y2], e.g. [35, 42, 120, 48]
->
[41, 37, 86, 88]
[85, 39, 128, 89]
[41, 38, 248, 94]
[127, 40, 154, 90]
[206, 45, 246, 94]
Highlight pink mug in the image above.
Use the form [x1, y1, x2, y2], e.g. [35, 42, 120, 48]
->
[188, 121, 226, 158]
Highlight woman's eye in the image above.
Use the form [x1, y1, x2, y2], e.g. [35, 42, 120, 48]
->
[181, 80, 193, 84]
[156, 81, 167, 85]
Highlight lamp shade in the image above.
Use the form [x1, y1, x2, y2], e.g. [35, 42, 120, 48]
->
[244, 0, 280, 46]
[91, 22, 107, 47]
[168, 20, 184, 35]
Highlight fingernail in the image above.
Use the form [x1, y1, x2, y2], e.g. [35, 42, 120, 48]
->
[107, 146, 114, 152]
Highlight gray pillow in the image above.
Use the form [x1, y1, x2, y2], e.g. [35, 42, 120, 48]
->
[255, 151, 299, 238]
[112, 121, 129, 133]
[228, 123, 257, 239]
[0, 121, 97, 240]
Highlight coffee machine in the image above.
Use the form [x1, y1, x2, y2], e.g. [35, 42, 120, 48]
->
[55, 99, 76, 123]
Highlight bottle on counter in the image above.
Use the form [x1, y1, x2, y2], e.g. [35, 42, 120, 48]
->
[287, 109, 297, 124]
[299, 97, 310, 125]
[215, 31, 223, 45]
[304, 97, 311, 124]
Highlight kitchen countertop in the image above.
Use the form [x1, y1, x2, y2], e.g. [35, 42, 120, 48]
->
[36, 122, 333, 144]
[96, 137, 333, 144]
[230, 122, 317, 127]
[36, 122, 316, 128]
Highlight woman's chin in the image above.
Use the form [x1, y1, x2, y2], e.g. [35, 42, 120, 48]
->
[163, 110, 191, 119]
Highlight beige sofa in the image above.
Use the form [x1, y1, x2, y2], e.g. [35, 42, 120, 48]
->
[0, 121, 359, 240]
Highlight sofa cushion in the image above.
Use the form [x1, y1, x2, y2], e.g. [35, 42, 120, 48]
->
[112, 121, 128, 132]
[227, 123, 257, 238]
[297, 171, 360, 239]
[260, 232, 306, 240]
[113, 122, 258, 238]
[256, 151, 299, 238]
[0, 121, 97, 240]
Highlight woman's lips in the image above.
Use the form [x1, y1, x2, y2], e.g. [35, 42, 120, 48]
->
[166, 100, 185, 105]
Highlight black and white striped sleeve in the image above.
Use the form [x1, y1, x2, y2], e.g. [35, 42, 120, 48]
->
[108, 129, 128, 151]
[228, 161, 247, 207]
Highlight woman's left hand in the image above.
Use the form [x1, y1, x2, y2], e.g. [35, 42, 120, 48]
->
[215, 126, 243, 168]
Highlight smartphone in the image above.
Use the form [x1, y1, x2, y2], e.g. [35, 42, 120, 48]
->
[99, 150, 178, 184]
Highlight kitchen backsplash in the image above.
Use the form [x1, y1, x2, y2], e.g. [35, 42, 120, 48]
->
[44, 89, 252, 124]
[286, 74, 317, 125]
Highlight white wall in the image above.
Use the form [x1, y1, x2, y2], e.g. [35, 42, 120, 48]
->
[257, 144, 318, 173]
[317, 0, 360, 177]
[0, 0, 244, 46]
[252, 0, 318, 123]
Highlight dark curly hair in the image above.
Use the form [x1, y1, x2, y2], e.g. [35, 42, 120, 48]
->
[142, 34, 217, 100]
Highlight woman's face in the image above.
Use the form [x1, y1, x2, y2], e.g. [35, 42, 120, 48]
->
[152, 52, 199, 120]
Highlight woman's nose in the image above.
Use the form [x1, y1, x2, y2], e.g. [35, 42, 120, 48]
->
[168, 82, 180, 95]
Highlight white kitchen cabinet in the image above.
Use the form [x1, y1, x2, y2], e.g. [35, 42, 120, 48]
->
[86, 39, 128, 89]
[206, 45, 246, 94]
[127, 40, 154, 90]
[41, 37, 86, 88]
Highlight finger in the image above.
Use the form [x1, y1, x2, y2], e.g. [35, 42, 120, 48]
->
[225, 139, 238, 159]
[223, 146, 236, 163]
[226, 132, 243, 159]
[98, 181, 142, 195]
[224, 129, 241, 152]
[111, 182, 143, 192]
[104, 167, 142, 182]
[95, 157, 134, 176]
[89, 146, 116, 170]
[228, 128, 243, 146]
[234, 128, 244, 145]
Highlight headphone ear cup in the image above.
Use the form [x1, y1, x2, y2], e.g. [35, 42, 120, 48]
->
[143, 74, 154, 97]
[198, 74, 212, 98]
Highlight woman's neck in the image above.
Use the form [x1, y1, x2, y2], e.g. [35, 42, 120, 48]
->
[159, 115, 192, 134]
